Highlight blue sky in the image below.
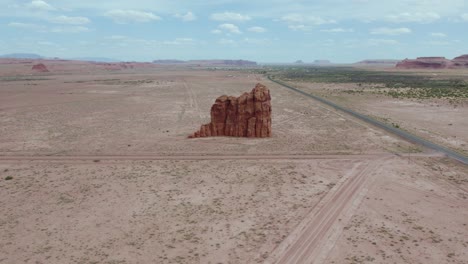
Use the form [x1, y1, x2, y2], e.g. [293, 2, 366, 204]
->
[1, 0, 467, 63]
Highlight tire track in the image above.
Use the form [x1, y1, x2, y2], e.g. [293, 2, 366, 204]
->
[183, 80, 202, 119]
[0, 154, 390, 162]
[265, 158, 384, 264]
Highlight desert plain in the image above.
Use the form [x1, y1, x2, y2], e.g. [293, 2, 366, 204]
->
[0, 59, 467, 264]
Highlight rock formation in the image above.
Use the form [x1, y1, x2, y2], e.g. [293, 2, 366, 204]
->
[451, 54, 468, 68]
[153, 59, 257, 66]
[396, 57, 450, 69]
[189, 83, 272, 138]
[396, 55, 468, 69]
[31, 63, 49, 72]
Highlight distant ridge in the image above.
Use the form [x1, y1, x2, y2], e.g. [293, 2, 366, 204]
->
[153, 59, 185, 64]
[396, 54, 468, 69]
[153, 59, 257, 66]
[0, 53, 121, 63]
[72, 57, 121, 63]
[0, 53, 43, 59]
[355, 59, 400, 66]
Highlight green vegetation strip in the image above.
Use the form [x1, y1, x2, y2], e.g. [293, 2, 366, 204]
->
[268, 76, 468, 165]
[261, 67, 468, 100]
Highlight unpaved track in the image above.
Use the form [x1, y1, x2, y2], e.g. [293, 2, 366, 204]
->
[183, 79, 203, 119]
[0, 154, 390, 162]
[265, 157, 387, 264]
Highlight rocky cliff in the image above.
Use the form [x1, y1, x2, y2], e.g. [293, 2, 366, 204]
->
[396, 55, 468, 69]
[189, 83, 272, 138]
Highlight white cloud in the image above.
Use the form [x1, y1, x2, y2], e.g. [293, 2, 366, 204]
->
[370, 27, 411, 35]
[107, 35, 127, 40]
[247, 26, 266, 33]
[211, 29, 222, 34]
[50, 26, 89, 33]
[105, 10, 161, 23]
[243, 38, 270, 45]
[281, 14, 335, 31]
[38, 41, 57, 46]
[7, 22, 89, 33]
[163, 38, 196, 45]
[281, 14, 336, 25]
[211, 12, 251, 22]
[7, 22, 46, 31]
[430, 32, 446, 38]
[175, 11, 197, 22]
[367, 39, 400, 46]
[217, 23, 242, 34]
[50, 15, 91, 25]
[288, 24, 307, 31]
[386, 12, 440, 23]
[27, 0, 55, 11]
[320, 28, 354, 33]
[462, 13, 468, 21]
[427, 40, 451, 45]
[218, 38, 237, 45]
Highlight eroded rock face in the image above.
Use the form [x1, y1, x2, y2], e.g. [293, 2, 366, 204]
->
[189, 83, 272, 138]
[32, 63, 49, 72]
[396, 55, 468, 69]
[451, 54, 468, 68]
[396, 57, 451, 69]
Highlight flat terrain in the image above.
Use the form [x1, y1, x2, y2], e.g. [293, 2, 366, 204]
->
[286, 69, 468, 156]
[0, 60, 467, 263]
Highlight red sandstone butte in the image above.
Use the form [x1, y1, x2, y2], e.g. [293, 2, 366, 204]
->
[189, 83, 272, 138]
[31, 63, 49, 72]
[396, 57, 451, 69]
[451, 54, 468, 68]
[395, 54, 468, 69]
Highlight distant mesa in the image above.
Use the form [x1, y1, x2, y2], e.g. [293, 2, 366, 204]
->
[356, 59, 400, 66]
[153, 59, 185, 64]
[314, 60, 331, 65]
[452, 54, 468, 68]
[292, 60, 332, 65]
[189, 83, 272, 138]
[396, 55, 468, 69]
[32, 63, 49, 72]
[153, 59, 257, 67]
[1, 53, 42, 59]
[73, 57, 121, 63]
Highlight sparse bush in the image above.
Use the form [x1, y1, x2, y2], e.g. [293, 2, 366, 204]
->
[268, 66, 468, 101]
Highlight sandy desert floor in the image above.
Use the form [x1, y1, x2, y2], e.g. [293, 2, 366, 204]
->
[0, 61, 467, 264]
[292, 74, 468, 156]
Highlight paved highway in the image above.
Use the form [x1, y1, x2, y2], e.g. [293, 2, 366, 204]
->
[268, 76, 468, 165]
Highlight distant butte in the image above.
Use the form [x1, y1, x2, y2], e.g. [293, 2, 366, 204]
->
[189, 83, 272, 138]
[31, 63, 49, 72]
[396, 54, 468, 69]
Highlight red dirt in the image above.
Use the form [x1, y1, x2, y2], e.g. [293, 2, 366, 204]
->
[0, 61, 467, 263]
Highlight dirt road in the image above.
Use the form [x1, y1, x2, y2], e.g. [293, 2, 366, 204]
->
[265, 157, 388, 263]
[0, 153, 439, 163]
